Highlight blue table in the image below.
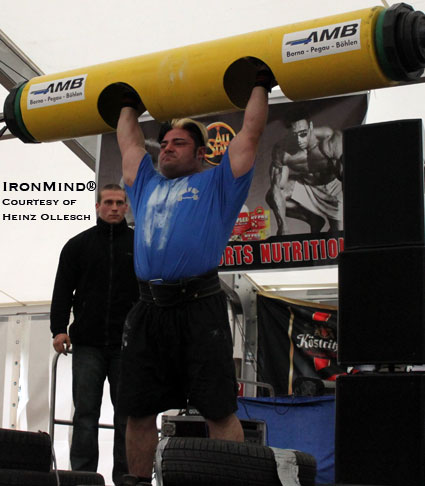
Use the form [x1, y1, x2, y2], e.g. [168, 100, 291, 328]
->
[237, 396, 335, 485]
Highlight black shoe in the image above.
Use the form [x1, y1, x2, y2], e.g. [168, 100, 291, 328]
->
[121, 474, 151, 486]
[121, 475, 138, 486]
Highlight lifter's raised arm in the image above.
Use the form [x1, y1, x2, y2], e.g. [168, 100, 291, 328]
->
[228, 68, 272, 178]
[117, 106, 147, 187]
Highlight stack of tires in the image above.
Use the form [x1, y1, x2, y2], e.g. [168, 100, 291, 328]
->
[0, 428, 104, 486]
[155, 437, 317, 486]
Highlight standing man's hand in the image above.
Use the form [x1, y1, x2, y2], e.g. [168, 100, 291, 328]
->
[53, 333, 71, 355]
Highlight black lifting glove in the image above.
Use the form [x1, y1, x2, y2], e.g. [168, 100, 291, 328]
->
[254, 67, 277, 93]
[121, 93, 142, 110]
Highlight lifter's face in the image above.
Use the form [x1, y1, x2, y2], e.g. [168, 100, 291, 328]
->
[291, 119, 313, 150]
[96, 189, 128, 224]
[158, 128, 205, 179]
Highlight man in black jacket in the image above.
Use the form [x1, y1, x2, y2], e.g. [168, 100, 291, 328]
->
[50, 184, 139, 486]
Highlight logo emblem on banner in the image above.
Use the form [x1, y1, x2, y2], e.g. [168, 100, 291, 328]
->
[205, 122, 235, 166]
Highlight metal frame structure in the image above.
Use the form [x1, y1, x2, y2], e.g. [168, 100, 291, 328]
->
[48, 349, 113, 445]
[0, 29, 97, 170]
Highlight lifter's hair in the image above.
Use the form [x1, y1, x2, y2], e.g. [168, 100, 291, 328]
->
[157, 118, 209, 150]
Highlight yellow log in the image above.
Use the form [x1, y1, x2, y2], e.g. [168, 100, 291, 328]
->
[3, 5, 412, 142]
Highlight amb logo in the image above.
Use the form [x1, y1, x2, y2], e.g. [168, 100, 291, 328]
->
[286, 23, 359, 46]
[205, 122, 236, 166]
[30, 77, 85, 96]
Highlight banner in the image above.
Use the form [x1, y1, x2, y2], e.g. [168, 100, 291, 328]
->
[257, 292, 348, 396]
[98, 93, 368, 271]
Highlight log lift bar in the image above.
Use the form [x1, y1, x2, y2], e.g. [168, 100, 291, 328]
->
[3, 4, 425, 144]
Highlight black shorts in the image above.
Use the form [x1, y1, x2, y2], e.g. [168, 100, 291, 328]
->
[117, 290, 238, 420]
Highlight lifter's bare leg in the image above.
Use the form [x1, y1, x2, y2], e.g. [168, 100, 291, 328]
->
[126, 415, 158, 478]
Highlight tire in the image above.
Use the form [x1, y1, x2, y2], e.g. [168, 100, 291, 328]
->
[157, 437, 282, 486]
[0, 469, 56, 486]
[293, 450, 317, 486]
[271, 448, 317, 486]
[50, 470, 105, 485]
[0, 428, 51, 472]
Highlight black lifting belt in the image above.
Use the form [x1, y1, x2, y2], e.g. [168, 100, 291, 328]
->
[138, 270, 222, 307]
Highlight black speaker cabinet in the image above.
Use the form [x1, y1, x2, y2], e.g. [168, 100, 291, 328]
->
[335, 373, 425, 486]
[338, 246, 425, 365]
[343, 119, 424, 249]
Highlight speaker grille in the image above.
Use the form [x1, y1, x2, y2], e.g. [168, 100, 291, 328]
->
[338, 246, 425, 365]
[335, 373, 425, 485]
[343, 119, 424, 249]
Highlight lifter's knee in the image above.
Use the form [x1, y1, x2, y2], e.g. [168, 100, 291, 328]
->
[127, 415, 157, 435]
[207, 413, 244, 442]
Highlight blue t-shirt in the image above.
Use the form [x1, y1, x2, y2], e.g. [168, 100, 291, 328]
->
[125, 150, 253, 281]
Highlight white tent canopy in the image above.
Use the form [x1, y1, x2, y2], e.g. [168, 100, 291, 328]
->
[2, 0, 425, 305]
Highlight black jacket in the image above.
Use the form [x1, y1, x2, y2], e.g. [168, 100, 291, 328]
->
[50, 217, 139, 346]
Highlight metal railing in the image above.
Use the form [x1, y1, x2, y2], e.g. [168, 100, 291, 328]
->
[48, 351, 275, 446]
[237, 379, 275, 397]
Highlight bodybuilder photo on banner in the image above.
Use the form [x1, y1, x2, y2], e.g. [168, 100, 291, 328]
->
[98, 93, 368, 272]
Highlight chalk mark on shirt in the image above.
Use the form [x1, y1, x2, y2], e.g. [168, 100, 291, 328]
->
[144, 177, 192, 250]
